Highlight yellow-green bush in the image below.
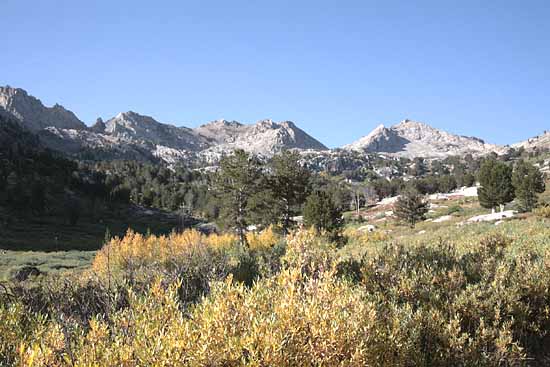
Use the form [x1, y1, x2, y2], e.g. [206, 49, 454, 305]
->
[534, 205, 550, 218]
[3, 220, 550, 366]
[245, 225, 280, 251]
[91, 229, 238, 276]
[343, 226, 390, 245]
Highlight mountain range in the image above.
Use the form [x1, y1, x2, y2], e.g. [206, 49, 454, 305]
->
[1, 86, 547, 163]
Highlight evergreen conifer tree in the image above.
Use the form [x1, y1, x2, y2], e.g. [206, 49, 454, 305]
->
[512, 160, 545, 212]
[478, 159, 514, 212]
[214, 149, 263, 245]
[394, 187, 429, 227]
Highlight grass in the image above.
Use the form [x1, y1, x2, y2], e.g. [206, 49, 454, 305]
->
[340, 193, 550, 262]
[0, 205, 189, 281]
[0, 250, 95, 281]
[0, 205, 188, 251]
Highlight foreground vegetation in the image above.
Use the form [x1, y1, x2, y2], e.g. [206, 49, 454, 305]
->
[1, 213, 550, 366]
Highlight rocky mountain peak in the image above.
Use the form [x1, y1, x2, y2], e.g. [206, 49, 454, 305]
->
[344, 119, 505, 158]
[279, 120, 297, 129]
[90, 117, 106, 133]
[0, 86, 86, 132]
[200, 119, 243, 128]
[194, 118, 327, 157]
[253, 119, 279, 131]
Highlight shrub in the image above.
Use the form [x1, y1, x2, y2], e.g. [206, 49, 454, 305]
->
[534, 205, 550, 218]
[3, 224, 550, 366]
[91, 229, 255, 305]
[245, 225, 280, 251]
[246, 226, 286, 278]
[446, 204, 463, 215]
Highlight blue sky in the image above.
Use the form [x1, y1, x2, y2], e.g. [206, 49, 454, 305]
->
[3, 0, 549, 147]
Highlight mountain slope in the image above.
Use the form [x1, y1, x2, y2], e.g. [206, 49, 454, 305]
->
[344, 120, 505, 158]
[1, 86, 516, 164]
[0, 86, 86, 131]
[104, 111, 210, 151]
[512, 130, 550, 151]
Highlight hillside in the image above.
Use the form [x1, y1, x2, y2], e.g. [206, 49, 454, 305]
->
[513, 130, 550, 152]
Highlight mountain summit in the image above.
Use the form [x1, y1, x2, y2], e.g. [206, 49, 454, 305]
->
[2, 86, 526, 163]
[0, 86, 327, 162]
[104, 111, 210, 152]
[0, 86, 86, 131]
[344, 119, 505, 158]
[195, 118, 328, 156]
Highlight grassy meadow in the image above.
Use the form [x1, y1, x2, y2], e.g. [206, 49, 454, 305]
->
[0, 204, 188, 252]
[1, 194, 550, 366]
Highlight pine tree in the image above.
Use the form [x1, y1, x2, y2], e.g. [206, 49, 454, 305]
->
[512, 160, 545, 212]
[262, 151, 311, 233]
[303, 190, 342, 238]
[478, 159, 515, 212]
[394, 187, 428, 228]
[214, 150, 263, 246]
[409, 158, 427, 177]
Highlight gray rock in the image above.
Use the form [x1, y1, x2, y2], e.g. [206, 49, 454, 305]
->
[344, 119, 507, 158]
[0, 86, 86, 131]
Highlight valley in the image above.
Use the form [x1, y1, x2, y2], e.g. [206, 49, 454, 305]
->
[1, 85, 549, 366]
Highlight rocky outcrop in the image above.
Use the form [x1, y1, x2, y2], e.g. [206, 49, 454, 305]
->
[512, 130, 550, 151]
[90, 118, 106, 133]
[105, 111, 210, 152]
[23, 111, 326, 164]
[0, 86, 86, 131]
[194, 118, 328, 157]
[344, 120, 506, 158]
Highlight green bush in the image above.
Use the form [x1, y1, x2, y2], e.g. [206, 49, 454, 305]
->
[446, 204, 463, 215]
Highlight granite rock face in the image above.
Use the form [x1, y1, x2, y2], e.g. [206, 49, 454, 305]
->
[0, 86, 86, 131]
[344, 120, 506, 158]
[104, 111, 210, 152]
[4, 86, 530, 164]
[194, 119, 328, 157]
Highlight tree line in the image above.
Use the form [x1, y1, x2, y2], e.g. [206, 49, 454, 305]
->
[393, 157, 546, 228]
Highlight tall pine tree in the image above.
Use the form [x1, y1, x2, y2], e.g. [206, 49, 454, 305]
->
[478, 159, 514, 212]
[512, 160, 545, 212]
[214, 150, 263, 246]
[269, 151, 311, 233]
[303, 190, 342, 238]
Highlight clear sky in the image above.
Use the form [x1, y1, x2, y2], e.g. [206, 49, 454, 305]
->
[3, 0, 549, 147]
